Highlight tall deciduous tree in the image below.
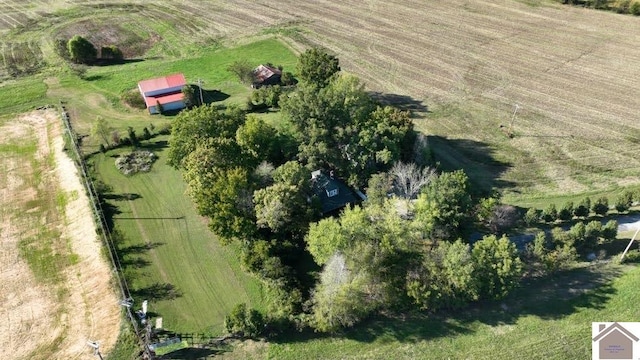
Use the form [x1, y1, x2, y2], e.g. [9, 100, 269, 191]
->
[67, 35, 97, 64]
[406, 240, 478, 310]
[310, 253, 384, 333]
[297, 47, 340, 88]
[91, 116, 112, 147]
[167, 104, 245, 168]
[236, 116, 280, 163]
[413, 170, 473, 240]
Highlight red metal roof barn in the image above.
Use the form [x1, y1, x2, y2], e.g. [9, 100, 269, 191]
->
[137, 73, 187, 114]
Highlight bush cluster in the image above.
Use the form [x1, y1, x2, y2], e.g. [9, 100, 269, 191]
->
[115, 150, 157, 175]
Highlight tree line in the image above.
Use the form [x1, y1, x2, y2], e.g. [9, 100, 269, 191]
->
[167, 48, 622, 337]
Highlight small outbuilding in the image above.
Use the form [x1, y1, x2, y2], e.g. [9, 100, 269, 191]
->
[311, 170, 358, 214]
[138, 73, 187, 114]
[252, 64, 282, 88]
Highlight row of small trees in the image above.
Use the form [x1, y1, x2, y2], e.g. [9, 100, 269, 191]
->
[525, 219, 618, 274]
[524, 191, 636, 225]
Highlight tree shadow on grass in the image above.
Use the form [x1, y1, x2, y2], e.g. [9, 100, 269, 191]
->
[159, 347, 226, 359]
[138, 139, 169, 153]
[427, 135, 514, 195]
[368, 92, 430, 117]
[120, 256, 151, 269]
[103, 192, 142, 201]
[132, 282, 183, 301]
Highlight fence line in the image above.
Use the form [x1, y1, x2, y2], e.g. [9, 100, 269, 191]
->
[58, 102, 151, 359]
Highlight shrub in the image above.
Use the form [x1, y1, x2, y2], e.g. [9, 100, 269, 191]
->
[602, 220, 618, 242]
[542, 203, 557, 223]
[127, 126, 139, 147]
[224, 303, 264, 337]
[574, 197, 591, 218]
[100, 45, 123, 60]
[558, 201, 574, 221]
[111, 130, 121, 145]
[281, 71, 296, 86]
[592, 196, 609, 216]
[54, 38, 70, 60]
[121, 88, 147, 109]
[631, 1, 640, 15]
[115, 150, 157, 175]
[524, 207, 539, 226]
[623, 249, 640, 263]
[615, 191, 633, 213]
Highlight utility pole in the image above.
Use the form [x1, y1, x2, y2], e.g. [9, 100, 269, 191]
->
[509, 104, 520, 137]
[197, 79, 204, 105]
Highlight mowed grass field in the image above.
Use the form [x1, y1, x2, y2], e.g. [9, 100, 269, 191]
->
[91, 136, 266, 334]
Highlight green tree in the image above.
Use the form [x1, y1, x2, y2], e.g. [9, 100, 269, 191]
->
[602, 220, 618, 242]
[224, 303, 264, 337]
[542, 203, 558, 223]
[413, 170, 473, 239]
[592, 196, 609, 216]
[297, 47, 340, 88]
[310, 253, 382, 332]
[558, 201, 574, 222]
[181, 85, 196, 108]
[127, 126, 139, 147]
[67, 35, 97, 64]
[100, 45, 123, 60]
[183, 156, 256, 242]
[236, 116, 280, 163]
[574, 197, 591, 218]
[167, 104, 245, 168]
[91, 116, 112, 147]
[406, 240, 478, 311]
[615, 191, 633, 213]
[253, 183, 300, 233]
[227, 60, 254, 85]
[471, 235, 522, 299]
[365, 173, 393, 207]
[523, 207, 539, 226]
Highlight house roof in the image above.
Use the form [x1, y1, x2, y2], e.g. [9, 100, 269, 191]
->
[144, 91, 185, 107]
[593, 322, 640, 342]
[138, 73, 186, 94]
[253, 64, 282, 83]
[311, 170, 358, 214]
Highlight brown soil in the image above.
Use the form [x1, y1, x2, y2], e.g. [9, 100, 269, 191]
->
[0, 110, 121, 360]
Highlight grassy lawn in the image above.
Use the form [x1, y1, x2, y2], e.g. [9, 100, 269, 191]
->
[92, 136, 265, 334]
[266, 263, 640, 359]
[0, 78, 49, 117]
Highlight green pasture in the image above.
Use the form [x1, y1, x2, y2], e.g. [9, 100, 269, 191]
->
[92, 136, 265, 334]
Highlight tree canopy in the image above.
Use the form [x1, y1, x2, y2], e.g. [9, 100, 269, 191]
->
[297, 47, 340, 88]
[67, 35, 97, 64]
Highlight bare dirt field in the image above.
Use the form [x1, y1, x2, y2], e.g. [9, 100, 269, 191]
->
[0, 110, 120, 360]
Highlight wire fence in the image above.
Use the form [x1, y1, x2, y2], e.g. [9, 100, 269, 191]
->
[58, 101, 151, 359]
